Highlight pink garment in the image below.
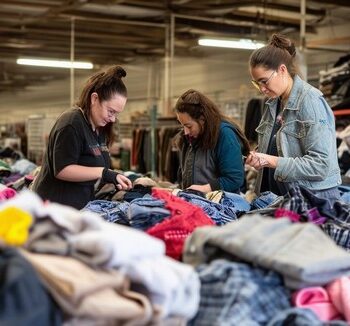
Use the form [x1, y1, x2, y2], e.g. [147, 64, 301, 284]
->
[275, 208, 301, 222]
[292, 287, 342, 321]
[327, 277, 350, 322]
[0, 187, 17, 201]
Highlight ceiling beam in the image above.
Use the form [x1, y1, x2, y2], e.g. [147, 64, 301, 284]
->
[173, 1, 325, 16]
[307, 36, 350, 46]
[310, 0, 350, 7]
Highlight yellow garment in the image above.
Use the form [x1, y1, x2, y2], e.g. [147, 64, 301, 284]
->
[0, 206, 32, 246]
[206, 190, 223, 203]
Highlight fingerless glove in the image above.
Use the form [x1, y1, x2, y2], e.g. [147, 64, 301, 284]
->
[101, 168, 119, 185]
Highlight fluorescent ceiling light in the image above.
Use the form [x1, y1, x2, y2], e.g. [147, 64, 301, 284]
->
[17, 58, 93, 69]
[198, 38, 265, 50]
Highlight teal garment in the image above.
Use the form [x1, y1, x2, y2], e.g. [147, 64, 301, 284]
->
[178, 121, 245, 193]
[213, 122, 245, 192]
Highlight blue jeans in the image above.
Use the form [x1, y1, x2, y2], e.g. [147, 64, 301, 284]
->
[177, 191, 237, 225]
[338, 185, 350, 204]
[221, 191, 251, 213]
[128, 195, 170, 230]
[83, 200, 130, 225]
[250, 191, 279, 210]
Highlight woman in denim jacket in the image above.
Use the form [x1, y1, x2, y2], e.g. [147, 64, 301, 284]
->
[245, 34, 341, 202]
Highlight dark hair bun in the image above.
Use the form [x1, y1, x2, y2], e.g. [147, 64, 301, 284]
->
[269, 34, 296, 58]
[106, 65, 126, 78]
[115, 66, 126, 78]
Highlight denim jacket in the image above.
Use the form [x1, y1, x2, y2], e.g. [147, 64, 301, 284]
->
[255, 75, 341, 195]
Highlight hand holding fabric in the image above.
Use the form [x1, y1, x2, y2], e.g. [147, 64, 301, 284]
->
[116, 174, 132, 190]
[102, 168, 132, 190]
[246, 151, 278, 170]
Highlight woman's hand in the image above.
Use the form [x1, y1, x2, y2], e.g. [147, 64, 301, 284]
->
[246, 151, 279, 170]
[187, 183, 211, 194]
[116, 174, 132, 190]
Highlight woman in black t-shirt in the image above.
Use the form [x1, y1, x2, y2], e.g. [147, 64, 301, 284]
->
[32, 65, 132, 209]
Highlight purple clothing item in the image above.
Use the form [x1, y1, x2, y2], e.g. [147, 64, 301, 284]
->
[3, 173, 22, 185]
[306, 207, 327, 225]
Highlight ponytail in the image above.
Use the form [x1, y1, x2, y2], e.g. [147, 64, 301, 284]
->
[249, 34, 297, 77]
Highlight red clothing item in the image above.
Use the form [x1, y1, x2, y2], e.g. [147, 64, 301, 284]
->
[275, 208, 301, 223]
[147, 188, 214, 260]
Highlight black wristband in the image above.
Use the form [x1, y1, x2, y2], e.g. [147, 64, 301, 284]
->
[102, 168, 119, 185]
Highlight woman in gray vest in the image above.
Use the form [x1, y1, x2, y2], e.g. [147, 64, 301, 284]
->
[175, 89, 250, 194]
[245, 34, 341, 202]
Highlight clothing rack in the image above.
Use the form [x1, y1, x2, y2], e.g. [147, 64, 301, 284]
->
[27, 115, 56, 164]
[319, 56, 350, 109]
[130, 112, 179, 178]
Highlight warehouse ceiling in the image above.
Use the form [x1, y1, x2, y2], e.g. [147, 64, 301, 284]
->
[0, 0, 350, 92]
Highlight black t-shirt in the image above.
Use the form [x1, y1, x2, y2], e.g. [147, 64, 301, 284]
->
[32, 108, 111, 209]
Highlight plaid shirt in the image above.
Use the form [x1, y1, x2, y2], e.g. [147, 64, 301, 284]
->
[267, 307, 348, 326]
[189, 259, 290, 326]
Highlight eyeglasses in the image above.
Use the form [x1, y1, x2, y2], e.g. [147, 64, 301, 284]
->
[106, 108, 119, 118]
[251, 71, 276, 90]
[101, 102, 119, 118]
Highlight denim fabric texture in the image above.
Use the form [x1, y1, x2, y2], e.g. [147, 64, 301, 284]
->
[267, 307, 348, 326]
[220, 191, 251, 214]
[128, 195, 170, 230]
[254, 75, 341, 195]
[83, 200, 130, 225]
[310, 187, 341, 207]
[339, 185, 350, 204]
[250, 191, 279, 210]
[340, 191, 350, 204]
[177, 191, 238, 225]
[189, 259, 290, 326]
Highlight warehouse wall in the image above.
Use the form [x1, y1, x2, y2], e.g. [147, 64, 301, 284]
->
[0, 24, 347, 126]
[0, 50, 257, 124]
